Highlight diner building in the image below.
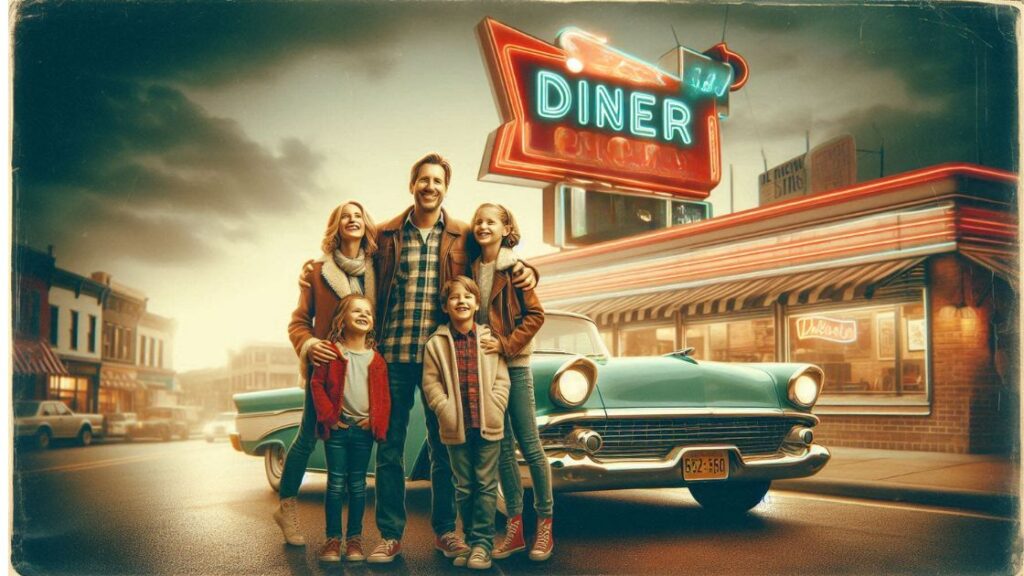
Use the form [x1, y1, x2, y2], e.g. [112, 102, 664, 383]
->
[532, 163, 1018, 454]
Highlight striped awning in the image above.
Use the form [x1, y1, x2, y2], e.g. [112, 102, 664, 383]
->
[960, 248, 1018, 290]
[13, 340, 69, 376]
[101, 366, 139, 391]
[568, 258, 927, 325]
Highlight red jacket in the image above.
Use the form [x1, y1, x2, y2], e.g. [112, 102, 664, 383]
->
[309, 343, 391, 442]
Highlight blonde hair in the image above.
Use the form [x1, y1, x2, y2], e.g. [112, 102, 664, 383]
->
[467, 203, 520, 261]
[440, 275, 481, 320]
[321, 200, 378, 255]
[409, 153, 452, 188]
[327, 294, 376, 346]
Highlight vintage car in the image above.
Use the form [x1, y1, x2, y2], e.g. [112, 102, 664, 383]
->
[203, 412, 237, 442]
[232, 311, 829, 513]
[128, 406, 192, 441]
[103, 412, 139, 438]
[14, 400, 105, 449]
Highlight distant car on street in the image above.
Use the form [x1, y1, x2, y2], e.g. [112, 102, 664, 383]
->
[15, 400, 105, 449]
[203, 412, 237, 442]
[128, 406, 191, 442]
[232, 311, 830, 514]
[103, 412, 139, 438]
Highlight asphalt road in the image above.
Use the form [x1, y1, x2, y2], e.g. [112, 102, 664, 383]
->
[11, 439, 1020, 575]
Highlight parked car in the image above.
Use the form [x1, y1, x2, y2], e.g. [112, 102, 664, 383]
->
[103, 412, 139, 438]
[203, 412, 237, 442]
[128, 406, 191, 442]
[14, 400, 105, 449]
[232, 311, 830, 514]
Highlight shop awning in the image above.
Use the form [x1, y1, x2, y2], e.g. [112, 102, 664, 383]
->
[13, 340, 69, 376]
[569, 258, 927, 325]
[960, 248, 1018, 290]
[101, 366, 139, 390]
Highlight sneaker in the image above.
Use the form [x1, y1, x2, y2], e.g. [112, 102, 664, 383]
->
[453, 553, 469, 568]
[435, 531, 470, 558]
[273, 497, 306, 546]
[318, 538, 342, 562]
[467, 546, 492, 570]
[366, 539, 401, 564]
[345, 536, 365, 562]
[529, 518, 554, 561]
[492, 514, 525, 559]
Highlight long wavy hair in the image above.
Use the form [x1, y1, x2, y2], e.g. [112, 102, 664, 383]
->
[321, 200, 378, 255]
[326, 294, 376, 347]
[466, 202, 521, 263]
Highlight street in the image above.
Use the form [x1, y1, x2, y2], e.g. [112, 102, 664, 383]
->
[12, 440, 1019, 575]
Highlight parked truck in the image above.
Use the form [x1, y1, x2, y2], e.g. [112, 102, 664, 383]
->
[14, 400, 105, 449]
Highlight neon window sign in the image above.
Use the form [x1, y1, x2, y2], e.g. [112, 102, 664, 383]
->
[477, 18, 748, 199]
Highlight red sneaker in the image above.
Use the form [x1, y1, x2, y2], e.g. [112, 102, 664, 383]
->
[366, 539, 401, 563]
[434, 531, 470, 558]
[492, 514, 525, 559]
[345, 536, 366, 562]
[529, 518, 554, 561]
[318, 538, 342, 563]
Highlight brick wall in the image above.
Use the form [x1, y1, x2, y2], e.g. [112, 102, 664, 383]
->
[813, 254, 1017, 454]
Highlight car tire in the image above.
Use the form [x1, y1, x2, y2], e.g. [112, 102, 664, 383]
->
[689, 480, 771, 514]
[36, 429, 52, 450]
[264, 444, 284, 492]
[79, 427, 93, 447]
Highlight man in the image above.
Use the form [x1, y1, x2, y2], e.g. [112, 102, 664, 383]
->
[304, 153, 536, 563]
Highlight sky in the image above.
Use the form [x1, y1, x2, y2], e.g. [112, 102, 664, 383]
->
[11, 1, 1019, 371]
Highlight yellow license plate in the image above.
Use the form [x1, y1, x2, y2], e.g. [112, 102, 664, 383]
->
[682, 450, 729, 481]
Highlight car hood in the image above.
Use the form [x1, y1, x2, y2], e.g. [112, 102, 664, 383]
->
[588, 356, 782, 411]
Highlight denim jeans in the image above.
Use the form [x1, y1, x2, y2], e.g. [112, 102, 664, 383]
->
[279, 383, 318, 500]
[447, 429, 500, 552]
[374, 362, 457, 540]
[498, 366, 554, 518]
[324, 425, 374, 538]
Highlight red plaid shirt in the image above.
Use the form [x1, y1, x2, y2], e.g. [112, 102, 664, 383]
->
[452, 327, 480, 429]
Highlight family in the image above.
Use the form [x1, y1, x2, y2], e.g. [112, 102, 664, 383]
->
[280, 153, 555, 569]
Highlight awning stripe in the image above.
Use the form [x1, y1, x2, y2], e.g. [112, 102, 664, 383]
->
[13, 340, 68, 376]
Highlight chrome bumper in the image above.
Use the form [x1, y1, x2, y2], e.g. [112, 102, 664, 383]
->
[546, 443, 831, 492]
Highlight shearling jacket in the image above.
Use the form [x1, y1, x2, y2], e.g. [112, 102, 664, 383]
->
[473, 249, 545, 359]
[421, 323, 511, 444]
[287, 256, 376, 383]
[372, 207, 470, 332]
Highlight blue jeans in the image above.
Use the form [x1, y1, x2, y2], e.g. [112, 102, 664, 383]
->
[324, 425, 374, 538]
[374, 362, 457, 540]
[498, 366, 554, 517]
[280, 384, 318, 500]
[448, 429, 501, 552]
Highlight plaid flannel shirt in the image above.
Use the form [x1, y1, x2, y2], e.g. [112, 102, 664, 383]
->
[379, 213, 445, 363]
[452, 328, 481, 429]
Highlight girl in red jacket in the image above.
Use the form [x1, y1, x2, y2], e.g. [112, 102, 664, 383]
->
[309, 294, 391, 563]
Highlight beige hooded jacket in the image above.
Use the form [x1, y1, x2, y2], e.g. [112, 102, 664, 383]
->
[421, 323, 511, 444]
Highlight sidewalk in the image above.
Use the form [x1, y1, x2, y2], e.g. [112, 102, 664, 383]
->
[774, 446, 1020, 516]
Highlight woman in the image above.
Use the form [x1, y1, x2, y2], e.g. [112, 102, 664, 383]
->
[275, 200, 378, 547]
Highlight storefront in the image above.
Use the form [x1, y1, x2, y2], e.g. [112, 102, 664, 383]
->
[13, 338, 69, 403]
[99, 364, 143, 414]
[533, 164, 1018, 454]
[48, 359, 100, 413]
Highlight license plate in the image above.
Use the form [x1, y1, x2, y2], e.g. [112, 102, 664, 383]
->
[682, 450, 729, 481]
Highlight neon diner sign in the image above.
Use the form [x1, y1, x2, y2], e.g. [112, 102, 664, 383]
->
[477, 18, 748, 198]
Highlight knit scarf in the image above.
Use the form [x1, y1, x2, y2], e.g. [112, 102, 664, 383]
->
[333, 249, 366, 295]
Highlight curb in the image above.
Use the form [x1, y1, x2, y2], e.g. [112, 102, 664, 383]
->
[773, 478, 1018, 517]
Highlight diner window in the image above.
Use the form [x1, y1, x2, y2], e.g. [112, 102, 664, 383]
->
[620, 324, 675, 356]
[787, 301, 927, 404]
[48, 375, 90, 412]
[685, 316, 775, 362]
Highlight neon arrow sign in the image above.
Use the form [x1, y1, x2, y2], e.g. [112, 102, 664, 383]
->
[477, 18, 748, 199]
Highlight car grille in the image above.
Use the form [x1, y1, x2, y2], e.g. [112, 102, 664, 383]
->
[539, 416, 801, 459]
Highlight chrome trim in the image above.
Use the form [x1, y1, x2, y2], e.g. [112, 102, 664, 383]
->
[788, 365, 824, 409]
[566, 428, 603, 455]
[537, 408, 819, 428]
[235, 407, 304, 419]
[549, 356, 599, 408]
[546, 443, 831, 492]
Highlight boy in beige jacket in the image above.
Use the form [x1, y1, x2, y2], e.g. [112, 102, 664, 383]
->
[421, 276, 511, 570]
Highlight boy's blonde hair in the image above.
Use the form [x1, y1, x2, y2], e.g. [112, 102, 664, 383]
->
[440, 275, 481, 320]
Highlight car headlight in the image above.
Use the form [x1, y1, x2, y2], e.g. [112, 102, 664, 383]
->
[788, 367, 823, 408]
[549, 357, 598, 408]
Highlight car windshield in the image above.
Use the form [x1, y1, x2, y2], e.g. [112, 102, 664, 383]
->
[534, 314, 610, 358]
[15, 402, 40, 418]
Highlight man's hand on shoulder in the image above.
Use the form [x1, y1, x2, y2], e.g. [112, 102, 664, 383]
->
[309, 340, 339, 365]
[298, 259, 315, 289]
[511, 260, 538, 291]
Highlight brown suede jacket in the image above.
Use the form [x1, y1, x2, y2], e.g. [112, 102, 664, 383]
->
[475, 259, 545, 358]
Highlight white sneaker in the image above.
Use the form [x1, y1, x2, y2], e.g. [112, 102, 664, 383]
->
[467, 546, 492, 570]
[273, 497, 306, 546]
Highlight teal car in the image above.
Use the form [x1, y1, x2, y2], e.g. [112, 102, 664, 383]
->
[232, 311, 829, 514]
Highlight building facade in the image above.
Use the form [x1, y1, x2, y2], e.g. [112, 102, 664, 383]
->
[12, 246, 68, 404]
[137, 311, 178, 407]
[47, 267, 108, 412]
[92, 272, 147, 413]
[533, 164, 1018, 454]
[181, 343, 298, 417]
